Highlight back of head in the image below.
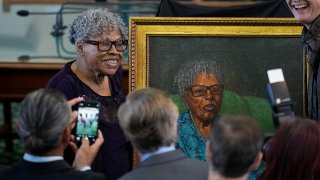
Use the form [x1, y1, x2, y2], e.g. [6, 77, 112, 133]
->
[209, 115, 263, 178]
[18, 88, 71, 155]
[118, 88, 179, 153]
[261, 118, 320, 180]
[68, 8, 128, 45]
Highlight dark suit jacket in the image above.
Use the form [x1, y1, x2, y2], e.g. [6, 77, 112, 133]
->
[0, 159, 105, 180]
[119, 150, 208, 180]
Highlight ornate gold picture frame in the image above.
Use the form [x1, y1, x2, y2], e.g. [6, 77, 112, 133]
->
[129, 17, 304, 127]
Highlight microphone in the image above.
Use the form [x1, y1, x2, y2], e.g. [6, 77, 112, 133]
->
[17, 55, 31, 61]
[17, 55, 74, 62]
[16, 8, 81, 60]
[17, 10, 59, 17]
[17, 9, 83, 16]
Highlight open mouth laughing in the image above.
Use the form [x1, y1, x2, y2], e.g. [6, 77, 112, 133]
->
[292, 3, 309, 10]
[103, 58, 119, 67]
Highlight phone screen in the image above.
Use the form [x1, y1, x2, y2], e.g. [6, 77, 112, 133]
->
[75, 101, 100, 144]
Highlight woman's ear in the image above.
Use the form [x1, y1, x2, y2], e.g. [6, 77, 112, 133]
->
[76, 42, 84, 55]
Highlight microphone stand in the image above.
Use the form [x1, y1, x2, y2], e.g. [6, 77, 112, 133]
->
[16, 9, 81, 61]
[16, 0, 160, 61]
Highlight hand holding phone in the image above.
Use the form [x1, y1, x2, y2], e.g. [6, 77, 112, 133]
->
[72, 130, 104, 170]
[75, 101, 100, 146]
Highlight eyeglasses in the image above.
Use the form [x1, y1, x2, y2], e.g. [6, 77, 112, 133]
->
[84, 40, 128, 52]
[190, 85, 224, 97]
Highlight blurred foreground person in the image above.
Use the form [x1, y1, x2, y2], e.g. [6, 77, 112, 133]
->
[118, 88, 208, 180]
[0, 88, 105, 180]
[260, 118, 320, 180]
[206, 115, 263, 180]
[286, 0, 320, 121]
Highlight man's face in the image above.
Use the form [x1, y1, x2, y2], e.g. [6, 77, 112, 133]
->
[286, 0, 320, 28]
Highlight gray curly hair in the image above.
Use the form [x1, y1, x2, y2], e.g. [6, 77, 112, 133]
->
[174, 59, 224, 96]
[68, 8, 128, 44]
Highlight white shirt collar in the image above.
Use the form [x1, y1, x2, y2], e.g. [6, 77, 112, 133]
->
[140, 145, 175, 162]
[23, 153, 63, 163]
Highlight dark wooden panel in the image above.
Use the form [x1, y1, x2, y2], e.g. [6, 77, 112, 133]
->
[0, 62, 129, 100]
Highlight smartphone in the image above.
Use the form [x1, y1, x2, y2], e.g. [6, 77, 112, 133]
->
[75, 101, 100, 145]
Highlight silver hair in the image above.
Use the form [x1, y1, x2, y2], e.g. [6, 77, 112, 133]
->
[174, 59, 224, 96]
[18, 88, 71, 155]
[118, 88, 178, 153]
[68, 8, 128, 44]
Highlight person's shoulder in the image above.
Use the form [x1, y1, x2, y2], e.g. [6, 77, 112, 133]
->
[177, 111, 190, 123]
[176, 156, 208, 179]
[67, 170, 106, 180]
[177, 111, 193, 135]
[0, 164, 12, 170]
[46, 60, 74, 88]
[0, 164, 13, 179]
[118, 173, 130, 180]
[46, 61, 78, 99]
[183, 156, 208, 167]
[119, 152, 208, 180]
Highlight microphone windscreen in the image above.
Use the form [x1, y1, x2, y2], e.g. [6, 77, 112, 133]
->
[17, 10, 29, 16]
[18, 55, 30, 61]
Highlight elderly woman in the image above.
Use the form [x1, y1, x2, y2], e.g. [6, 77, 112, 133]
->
[174, 60, 224, 161]
[46, 8, 132, 180]
[260, 118, 320, 180]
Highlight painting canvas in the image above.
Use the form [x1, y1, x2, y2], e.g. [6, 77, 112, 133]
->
[129, 17, 304, 132]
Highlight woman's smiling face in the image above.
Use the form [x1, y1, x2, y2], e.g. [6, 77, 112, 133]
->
[81, 29, 124, 76]
[286, 0, 320, 28]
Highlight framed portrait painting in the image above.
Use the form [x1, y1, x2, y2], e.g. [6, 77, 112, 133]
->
[129, 17, 304, 132]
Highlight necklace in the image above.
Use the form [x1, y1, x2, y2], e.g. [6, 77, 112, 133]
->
[189, 111, 207, 142]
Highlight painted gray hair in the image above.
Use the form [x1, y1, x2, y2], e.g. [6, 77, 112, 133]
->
[118, 88, 178, 153]
[174, 59, 224, 96]
[68, 8, 128, 44]
[18, 88, 71, 155]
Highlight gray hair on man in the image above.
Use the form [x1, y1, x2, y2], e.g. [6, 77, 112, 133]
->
[174, 59, 223, 96]
[207, 115, 263, 179]
[18, 88, 71, 155]
[118, 88, 178, 153]
[68, 8, 128, 45]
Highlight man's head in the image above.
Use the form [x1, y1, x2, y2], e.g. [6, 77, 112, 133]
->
[18, 88, 72, 155]
[286, 0, 320, 29]
[118, 88, 178, 153]
[206, 115, 263, 179]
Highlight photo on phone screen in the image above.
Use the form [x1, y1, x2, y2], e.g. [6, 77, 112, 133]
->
[75, 101, 100, 144]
